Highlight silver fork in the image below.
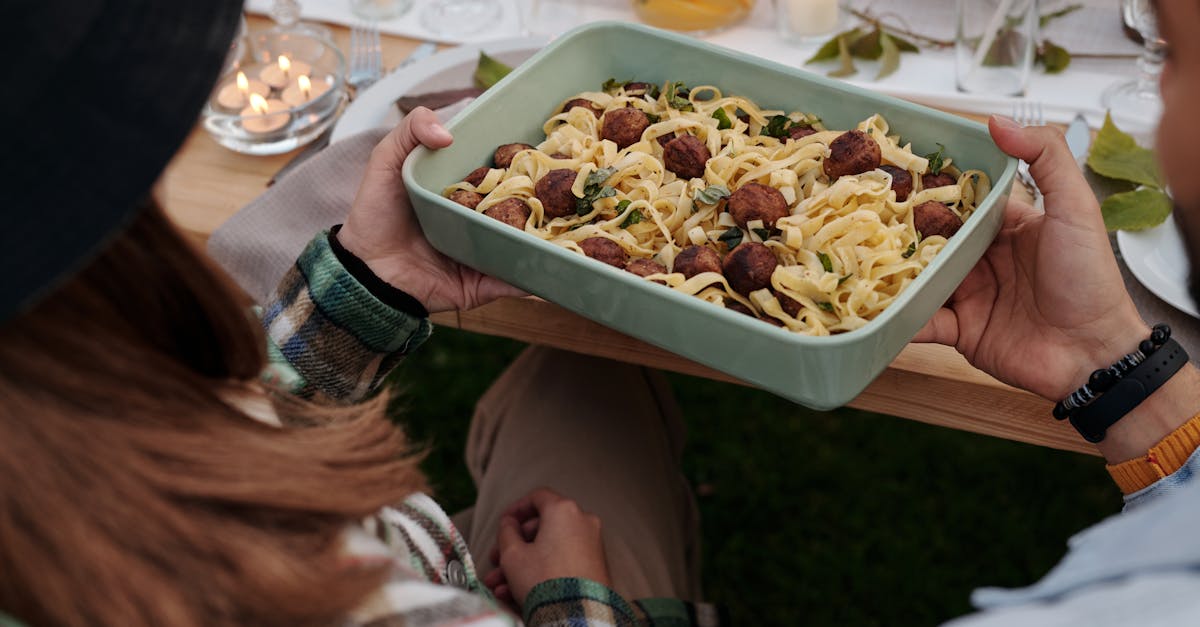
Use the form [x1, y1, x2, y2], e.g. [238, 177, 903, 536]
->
[348, 22, 383, 94]
[1011, 100, 1044, 196]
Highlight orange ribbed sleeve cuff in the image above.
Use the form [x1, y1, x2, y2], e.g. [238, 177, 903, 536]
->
[1107, 411, 1200, 495]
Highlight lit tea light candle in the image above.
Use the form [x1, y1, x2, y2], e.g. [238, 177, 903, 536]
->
[280, 74, 331, 107]
[240, 93, 290, 134]
[785, 0, 839, 37]
[259, 55, 313, 90]
[215, 71, 270, 110]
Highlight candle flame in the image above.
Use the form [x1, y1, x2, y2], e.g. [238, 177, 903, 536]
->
[249, 93, 269, 115]
[236, 71, 249, 93]
[278, 55, 291, 76]
[298, 74, 311, 97]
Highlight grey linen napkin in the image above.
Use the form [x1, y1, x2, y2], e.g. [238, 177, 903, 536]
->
[208, 128, 389, 303]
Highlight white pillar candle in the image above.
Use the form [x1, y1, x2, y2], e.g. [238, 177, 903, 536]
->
[259, 55, 313, 90]
[215, 71, 270, 110]
[786, 0, 840, 37]
[240, 93, 290, 134]
[280, 74, 331, 107]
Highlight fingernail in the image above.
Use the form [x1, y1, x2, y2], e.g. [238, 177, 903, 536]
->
[991, 115, 1019, 130]
[431, 122, 452, 140]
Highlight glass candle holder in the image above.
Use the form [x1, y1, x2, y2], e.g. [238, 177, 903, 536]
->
[955, 0, 1038, 97]
[203, 30, 347, 155]
[777, 0, 842, 44]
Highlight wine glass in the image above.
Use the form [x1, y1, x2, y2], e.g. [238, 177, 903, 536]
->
[419, 0, 502, 38]
[1102, 0, 1164, 128]
[270, 0, 333, 40]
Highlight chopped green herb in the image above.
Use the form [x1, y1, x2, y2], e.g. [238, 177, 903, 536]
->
[712, 108, 733, 130]
[763, 115, 793, 139]
[666, 81, 693, 111]
[817, 252, 834, 272]
[924, 143, 947, 175]
[619, 204, 644, 228]
[718, 227, 743, 250]
[601, 78, 628, 92]
[693, 185, 731, 206]
[584, 167, 617, 188]
[838, 273, 853, 286]
[645, 113, 661, 124]
[902, 242, 917, 258]
[817, 301, 835, 312]
[576, 168, 619, 215]
[752, 227, 772, 241]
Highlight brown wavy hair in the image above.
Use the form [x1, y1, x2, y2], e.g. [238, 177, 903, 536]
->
[0, 202, 425, 626]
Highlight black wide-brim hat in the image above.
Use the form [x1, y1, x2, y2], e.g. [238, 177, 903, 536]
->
[0, 0, 245, 322]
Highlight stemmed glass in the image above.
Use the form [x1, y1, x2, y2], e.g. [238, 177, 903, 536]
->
[419, 0, 502, 38]
[1102, 0, 1164, 126]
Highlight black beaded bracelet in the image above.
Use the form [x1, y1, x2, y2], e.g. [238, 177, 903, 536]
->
[1052, 324, 1172, 421]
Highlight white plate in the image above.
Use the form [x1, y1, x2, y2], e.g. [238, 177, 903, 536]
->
[330, 37, 548, 144]
[1117, 214, 1199, 318]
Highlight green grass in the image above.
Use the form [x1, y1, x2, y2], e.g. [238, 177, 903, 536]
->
[388, 327, 1121, 626]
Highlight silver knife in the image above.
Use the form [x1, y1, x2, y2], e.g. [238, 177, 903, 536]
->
[268, 41, 440, 186]
[1065, 113, 1091, 165]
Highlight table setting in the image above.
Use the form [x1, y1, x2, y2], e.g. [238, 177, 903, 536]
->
[167, 0, 1193, 454]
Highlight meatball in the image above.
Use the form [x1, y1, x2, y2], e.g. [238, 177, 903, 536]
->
[787, 125, 816, 141]
[579, 237, 628, 268]
[722, 242, 779, 295]
[726, 301, 756, 317]
[449, 189, 483, 210]
[562, 97, 601, 118]
[774, 289, 803, 317]
[656, 134, 675, 147]
[663, 135, 711, 180]
[493, 143, 534, 169]
[626, 258, 667, 277]
[880, 165, 913, 202]
[483, 198, 531, 230]
[601, 107, 650, 149]
[913, 201, 964, 239]
[624, 81, 655, 95]
[922, 171, 957, 189]
[727, 183, 789, 229]
[823, 130, 882, 179]
[673, 245, 722, 278]
[534, 169, 578, 219]
[463, 166, 490, 187]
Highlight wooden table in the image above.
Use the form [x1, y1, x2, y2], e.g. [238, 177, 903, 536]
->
[163, 17, 1090, 455]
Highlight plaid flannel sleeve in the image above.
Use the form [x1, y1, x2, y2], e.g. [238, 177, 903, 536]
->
[260, 231, 432, 403]
[524, 579, 721, 627]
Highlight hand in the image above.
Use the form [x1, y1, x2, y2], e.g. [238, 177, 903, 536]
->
[914, 116, 1149, 400]
[337, 107, 526, 313]
[490, 487, 611, 608]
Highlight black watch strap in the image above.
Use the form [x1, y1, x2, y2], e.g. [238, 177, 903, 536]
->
[1070, 338, 1189, 443]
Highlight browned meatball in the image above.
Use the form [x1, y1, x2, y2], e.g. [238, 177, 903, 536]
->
[624, 81, 654, 95]
[463, 166, 490, 187]
[823, 130, 882, 179]
[922, 171, 957, 189]
[787, 125, 816, 141]
[626, 258, 667, 277]
[673, 245, 722, 278]
[774, 289, 803, 317]
[663, 135, 711, 180]
[534, 169, 578, 219]
[727, 183, 789, 229]
[880, 165, 913, 202]
[722, 242, 779, 295]
[601, 107, 650, 149]
[656, 134, 675, 147]
[579, 237, 628, 268]
[913, 201, 964, 239]
[483, 198, 531, 230]
[562, 98, 601, 118]
[493, 143, 534, 168]
[449, 189, 483, 209]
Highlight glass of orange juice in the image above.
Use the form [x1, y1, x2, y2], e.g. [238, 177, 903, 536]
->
[631, 0, 755, 35]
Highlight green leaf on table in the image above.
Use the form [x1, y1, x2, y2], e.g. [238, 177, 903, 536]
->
[694, 184, 731, 206]
[806, 28, 861, 64]
[713, 108, 733, 130]
[849, 28, 883, 60]
[876, 31, 902, 80]
[474, 52, 513, 89]
[828, 34, 858, 78]
[1087, 113, 1163, 188]
[889, 33, 920, 53]
[718, 227, 743, 250]
[1101, 187, 1172, 232]
[1037, 39, 1071, 74]
[817, 251, 834, 273]
[924, 143, 947, 174]
[1040, 3, 1083, 27]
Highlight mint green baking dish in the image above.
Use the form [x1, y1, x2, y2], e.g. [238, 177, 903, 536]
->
[402, 21, 1017, 410]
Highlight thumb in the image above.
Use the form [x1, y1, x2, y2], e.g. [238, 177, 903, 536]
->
[496, 516, 526, 558]
[988, 115, 1101, 229]
[366, 107, 454, 175]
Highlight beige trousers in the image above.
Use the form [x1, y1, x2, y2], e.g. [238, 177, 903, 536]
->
[452, 346, 702, 602]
